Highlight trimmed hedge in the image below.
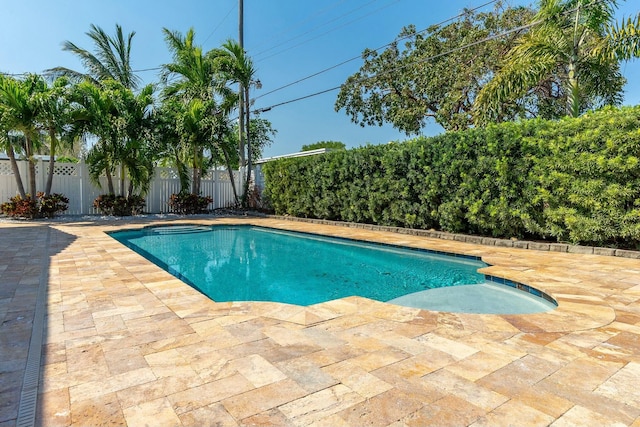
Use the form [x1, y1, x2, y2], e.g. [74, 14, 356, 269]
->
[263, 106, 640, 248]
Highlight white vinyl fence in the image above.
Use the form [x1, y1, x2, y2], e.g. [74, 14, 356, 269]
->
[0, 159, 242, 215]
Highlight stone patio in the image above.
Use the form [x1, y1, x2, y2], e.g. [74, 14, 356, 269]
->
[1, 216, 640, 426]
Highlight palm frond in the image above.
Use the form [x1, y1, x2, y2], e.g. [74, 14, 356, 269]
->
[603, 13, 640, 60]
[49, 24, 140, 90]
[43, 66, 97, 86]
[475, 45, 558, 123]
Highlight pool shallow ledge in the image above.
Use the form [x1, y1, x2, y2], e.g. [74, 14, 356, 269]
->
[388, 282, 557, 314]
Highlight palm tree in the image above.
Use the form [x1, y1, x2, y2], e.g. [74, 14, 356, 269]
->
[161, 28, 241, 203]
[180, 98, 210, 195]
[72, 80, 123, 194]
[121, 83, 155, 196]
[47, 23, 149, 199]
[161, 28, 216, 100]
[0, 105, 27, 198]
[72, 80, 155, 197]
[47, 24, 140, 90]
[0, 74, 46, 198]
[212, 39, 259, 207]
[161, 28, 214, 196]
[36, 76, 74, 196]
[474, 0, 639, 123]
[152, 98, 191, 193]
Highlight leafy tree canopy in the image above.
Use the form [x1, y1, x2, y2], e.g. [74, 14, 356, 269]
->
[335, 4, 536, 133]
[301, 141, 346, 151]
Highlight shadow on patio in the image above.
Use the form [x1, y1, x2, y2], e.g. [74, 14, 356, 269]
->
[0, 224, 76, 427]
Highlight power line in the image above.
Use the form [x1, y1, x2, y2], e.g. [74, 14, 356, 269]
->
[255, 0, 403, 63]
[3, 0, 498, 82]
[254, 0, 499, 101]
[1, 3, 237, 79]
[203, 1, 237, 47]
[120, 0, 498, 90]
[254, 57, 361, 100]
[252, 15, 540, 113]
[251, 0, 350, 52]
[5, 0, 607, 114]
[254, 87, 341, 113]
[133, 67, 162, 72]
[134, 3, 238, 75]
[253, 0, 608, 114]
[253, 0, 383, 59]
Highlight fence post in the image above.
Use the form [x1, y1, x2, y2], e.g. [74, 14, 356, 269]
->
[79, 159, 85, 214]
[238, 167, 245, 201]
[213, 167, 218, 209]
[38, 158, 45, 193]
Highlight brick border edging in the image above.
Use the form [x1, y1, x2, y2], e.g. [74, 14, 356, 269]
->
[266, 215, 640, 260]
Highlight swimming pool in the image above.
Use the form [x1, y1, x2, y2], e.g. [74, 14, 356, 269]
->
[110, 224, 556, 313]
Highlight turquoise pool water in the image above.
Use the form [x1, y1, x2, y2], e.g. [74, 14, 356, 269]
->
[110, 225, 556, 313]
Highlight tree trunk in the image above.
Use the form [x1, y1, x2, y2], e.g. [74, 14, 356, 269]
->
[568, 3, 581, 118]
[119, 163, 126, 196]
[45, 127, 57, 196]
[221, 147, 239, 206]
[192, 167, 201, 195]
[242, 86, 252, 207]
[567, 68, 580, 117]
[191, 166, 196, 194]
[25, 135, 37, 197]
[191, 147, 199, 194]
[105, 166, 115, 195]
[176, 153, 189, 193]
[238, 85, 246, 173]
[5, 139, 26, 198]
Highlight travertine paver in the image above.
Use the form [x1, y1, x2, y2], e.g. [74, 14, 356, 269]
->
[0, 224, 51, 427]
[1, 216, 640, 426]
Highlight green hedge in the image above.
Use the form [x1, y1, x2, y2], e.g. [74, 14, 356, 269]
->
[263, 106, 640, 248]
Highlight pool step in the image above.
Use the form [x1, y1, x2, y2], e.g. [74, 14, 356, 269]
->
[151, 226, 211, 235]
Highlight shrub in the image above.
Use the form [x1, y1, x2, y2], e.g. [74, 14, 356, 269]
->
[263, 106, 640, 248]
[1, 195, 38, 219]
[0, 192, 69, 219]
[168, 192, 212, 215]
[37, 193, 69, 218]
[93, 194, 145, 216]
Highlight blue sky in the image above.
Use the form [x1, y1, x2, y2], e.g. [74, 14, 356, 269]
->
[1, 0, 639, 157]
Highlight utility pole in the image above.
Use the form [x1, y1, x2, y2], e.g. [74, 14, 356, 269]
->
[238, 0, 244, 47]
[238, 0, 246, 202]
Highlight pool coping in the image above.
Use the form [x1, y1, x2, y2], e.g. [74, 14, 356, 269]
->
[110, 222, 559, 311]
[268, 215, 640, 259]
[65, 216, 621, 334]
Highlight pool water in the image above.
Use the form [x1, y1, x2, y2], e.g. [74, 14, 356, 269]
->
[110, 225, 556, 313]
